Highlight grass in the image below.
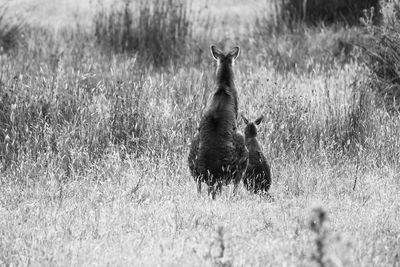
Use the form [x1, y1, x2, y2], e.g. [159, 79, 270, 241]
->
[276, 0, 380, 27]
[94, 0, 192, 67]
[0, 4, 24, 51]
[360, 0, 400, 112]
[0, 0, 399, 266]
[1, 156, 399, 265]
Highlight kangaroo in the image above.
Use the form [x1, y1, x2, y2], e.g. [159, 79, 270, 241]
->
[188, 45, 248, 199]
[241, 115, 271, 194]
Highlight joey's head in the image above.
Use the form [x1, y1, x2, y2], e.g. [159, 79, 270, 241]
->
[210, 45, 240, 84]
[241, 115, 264, 139]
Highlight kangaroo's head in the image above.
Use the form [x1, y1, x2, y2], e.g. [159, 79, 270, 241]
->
[242, 115, 264, 139]
[210, 45, 240, 87]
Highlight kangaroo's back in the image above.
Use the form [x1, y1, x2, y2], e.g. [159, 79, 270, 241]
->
[188, 45, 248, 198]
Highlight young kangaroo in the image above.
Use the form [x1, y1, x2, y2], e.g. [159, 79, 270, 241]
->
[188, 45, 248, 199]
[241, 115, 271, 194]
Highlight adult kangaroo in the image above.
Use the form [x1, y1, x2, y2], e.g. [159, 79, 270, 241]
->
[188, 45, 248, 199]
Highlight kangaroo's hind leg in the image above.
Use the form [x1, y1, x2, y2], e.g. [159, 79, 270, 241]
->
[196, 173, 204, 195]
[206, 173, 217, 199]
[208, 185, 217, 200]
[217, 181, 223, 195]
[197, 178, 202, 195]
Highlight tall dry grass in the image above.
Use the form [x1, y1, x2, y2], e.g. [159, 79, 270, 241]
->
[0, 2, 399, 265]
[1, 0, 400, 174]
[275, 0, 380, 28]
[93, 0, 192, 67]
[360, 0, 400, 112]
[0, 4, 24, 52]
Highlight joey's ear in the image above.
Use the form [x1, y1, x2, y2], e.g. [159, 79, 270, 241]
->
[210, 45, 224, 60]
[228, 46, 240, 60]
[241, 115, 249, 125]
[254, 115, 264, 125]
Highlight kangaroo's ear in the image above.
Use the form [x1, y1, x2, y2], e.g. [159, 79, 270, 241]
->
[228, 46, 240, 60]
[241, 115, 249, 125]
[210, 45, 224, 60]
[254, 115, 264, 125]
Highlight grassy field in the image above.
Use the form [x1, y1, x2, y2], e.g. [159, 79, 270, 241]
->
[0, 0, 399, 266]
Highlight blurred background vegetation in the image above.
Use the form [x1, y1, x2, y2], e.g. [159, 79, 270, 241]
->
[0, 0, 400, 177]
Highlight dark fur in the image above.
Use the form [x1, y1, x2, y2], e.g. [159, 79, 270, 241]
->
[242, 115, 271, 194]
[188, 45, 248, 199]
